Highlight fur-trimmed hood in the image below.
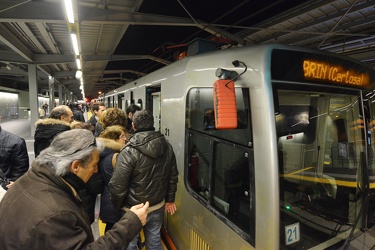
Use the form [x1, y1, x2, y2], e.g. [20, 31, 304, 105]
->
[35, 118, 71, 127]
[96, 137, 123, 152]
[34, 118, 71, 157]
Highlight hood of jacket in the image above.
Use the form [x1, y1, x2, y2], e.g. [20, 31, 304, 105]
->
[129, 130, 167, 158]
[96, 137, 123, 153]
[34, 118, 71, 141]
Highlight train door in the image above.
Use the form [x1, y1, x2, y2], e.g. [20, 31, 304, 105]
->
[152, 92, 161, 131]
[118, 93, 124, 110]
[146, 86, 161, 131]
[185, 87, 255, 247]
[107, 96, 112, 108]
[123, 91, 131, 111]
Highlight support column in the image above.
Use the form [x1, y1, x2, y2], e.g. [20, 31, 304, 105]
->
[58, 84, 63, 106]
[48, 76, 55, 111]
[62, 86, 67, 104]
[67, 88, 70, 104]
[28, 64, 38, 136]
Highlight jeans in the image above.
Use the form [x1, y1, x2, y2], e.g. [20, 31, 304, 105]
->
[127, 205, 164, 250]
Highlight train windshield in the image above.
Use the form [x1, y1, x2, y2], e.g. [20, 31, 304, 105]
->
[275, 85, 375, 249]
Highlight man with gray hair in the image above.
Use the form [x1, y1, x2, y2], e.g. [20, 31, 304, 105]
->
[109, 110, 178, 250]
[0, 129, 149, 249]
[34, 105, 74, 157]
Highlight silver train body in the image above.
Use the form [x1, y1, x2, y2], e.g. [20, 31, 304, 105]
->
[102, 44, 375, 249]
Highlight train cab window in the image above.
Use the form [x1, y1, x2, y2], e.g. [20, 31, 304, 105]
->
[275, 87, 371, 248]
[186, 87, 255, 245]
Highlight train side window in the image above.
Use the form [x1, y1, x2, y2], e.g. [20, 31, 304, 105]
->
[186, 87, 252, 147]
[187, 133, 211, 197]
[212, 143, 254, 234]
[186, 87, 255, 245]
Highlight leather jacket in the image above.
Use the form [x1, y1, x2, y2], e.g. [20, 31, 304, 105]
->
[0, 126, 29, 181]
[109, 129, 178, 209]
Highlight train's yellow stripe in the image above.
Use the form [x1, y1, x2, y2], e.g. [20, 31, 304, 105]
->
[283, 174, 358, 187]
[281, 166, 375, 188]
[99, 219, 146, 249]
[285, 167, 314, 175]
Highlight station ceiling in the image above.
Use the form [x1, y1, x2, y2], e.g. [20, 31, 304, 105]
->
[0, 0, 374, 100]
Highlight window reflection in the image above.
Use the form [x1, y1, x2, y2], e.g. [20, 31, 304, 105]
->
[276, 88, 365, 248]
[186, 87, 255, 245]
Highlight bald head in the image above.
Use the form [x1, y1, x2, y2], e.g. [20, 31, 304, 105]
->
[49, 105, 73, 123]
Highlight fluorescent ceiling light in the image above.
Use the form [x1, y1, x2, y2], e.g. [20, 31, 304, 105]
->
[71, 33, 79, 55]
[75, 70, 82, 79]
[63, 0, 74, 24]
[76, 58, 81, 69]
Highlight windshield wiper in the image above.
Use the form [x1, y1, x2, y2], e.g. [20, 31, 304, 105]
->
[339, 151, 370, 250]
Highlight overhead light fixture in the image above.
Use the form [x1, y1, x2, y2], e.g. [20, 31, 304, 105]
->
[75, 70, 82, 79]
[71, 33, 79, 56]
[48, 75, 55, 84]
[63, 0, 75, 24]
[76, 58, 81, 69]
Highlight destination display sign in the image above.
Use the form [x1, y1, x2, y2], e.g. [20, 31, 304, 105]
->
[271, 49, 374, 89]
[303, 60, 369, 87]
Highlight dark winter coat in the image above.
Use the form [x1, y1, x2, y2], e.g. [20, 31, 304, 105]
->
[94, 122, 103, 137]
[80, 171, 104, 224]
[73, 109, 85, 122]
[109, 129, 178, 210]
[88, 114, 98, 127]
[97, 138, 124, 224]
[0, 126, 29, 182]
[34, 118, 71, 157]
[0, 161, 142, 250]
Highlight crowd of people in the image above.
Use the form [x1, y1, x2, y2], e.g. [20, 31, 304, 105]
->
[0, 102, 178, 250]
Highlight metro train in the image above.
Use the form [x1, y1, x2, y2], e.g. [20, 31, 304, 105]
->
[100, 44, 375, 249]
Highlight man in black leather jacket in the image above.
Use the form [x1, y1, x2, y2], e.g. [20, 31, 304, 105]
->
[0, 125, 29, 189]
[109, 110, 178, 250]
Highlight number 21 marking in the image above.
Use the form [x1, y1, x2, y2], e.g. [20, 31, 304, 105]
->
[285, 222, 300, 245]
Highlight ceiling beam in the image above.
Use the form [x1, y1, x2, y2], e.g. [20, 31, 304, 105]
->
[0, 1, 243, 45]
